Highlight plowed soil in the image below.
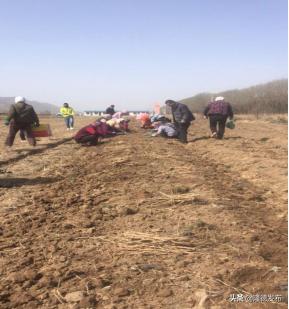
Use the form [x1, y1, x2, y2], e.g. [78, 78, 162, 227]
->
[0, 115, 287, 308]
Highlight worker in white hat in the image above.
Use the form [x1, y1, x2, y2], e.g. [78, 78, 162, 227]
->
[5, 96, 39, 147]
[203, 96, 234, 139]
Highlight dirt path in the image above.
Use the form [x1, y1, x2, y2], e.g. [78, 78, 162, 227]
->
[0, 117, 287, 308]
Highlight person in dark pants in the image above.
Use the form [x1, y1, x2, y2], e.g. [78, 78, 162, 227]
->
[5, 96, 40, 147]
[19, 130, 26, 141]
[105, 105, 115, 115]
[203, 96, 234, 139]
[165, 100, 195, 143]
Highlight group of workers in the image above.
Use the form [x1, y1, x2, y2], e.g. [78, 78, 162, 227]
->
[137, 98, 234, 143]
[58, 102, 130, 146]
[74, 112, 130, 146]
[3, 96, 234, 148]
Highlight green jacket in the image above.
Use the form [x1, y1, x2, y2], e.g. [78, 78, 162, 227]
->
[60, 107, 74, 117]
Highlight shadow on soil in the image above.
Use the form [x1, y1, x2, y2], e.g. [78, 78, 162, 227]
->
[0, 138, 73, 167]
[224, 136, 242, 140]
[190, 136, 211, 142]
[191, 136, 242, 142]
[0, 176, 62, 188]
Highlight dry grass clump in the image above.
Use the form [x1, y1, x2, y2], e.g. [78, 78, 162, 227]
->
[181, 220, 216, 237]
[172, 185, 191, 194]
[153, 191, 209, 207]
[269, 116, 288, 124]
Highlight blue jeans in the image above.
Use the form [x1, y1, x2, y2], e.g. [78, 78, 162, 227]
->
[64, 116, 74, 128]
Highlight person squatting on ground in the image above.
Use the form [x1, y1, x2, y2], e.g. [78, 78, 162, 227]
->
[112, 110, 129, 119]
[165, 100, 195, 143]
[150, 114, 171, 124]
[74, 122, 110, 146]
[106, 117, 130, 133]
[105, 105, 115, 116]
[203, 96, 234, 139]
[152, 119, 178, 138]
[138, 113, 153, 129]
[5, 96, 40, 147]
[60, 103, 75, 130]
[96, 114, 127, 132]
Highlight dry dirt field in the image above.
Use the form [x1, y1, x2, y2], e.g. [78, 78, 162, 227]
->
[0, 115, 287, 308]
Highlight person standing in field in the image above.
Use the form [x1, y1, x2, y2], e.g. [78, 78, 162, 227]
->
[5, 96, 40, 147]
[203, 96, 234, 139]
[60, 103, 75, 130]
[105, 105, 115, 116]
[165, 100, 195, 143]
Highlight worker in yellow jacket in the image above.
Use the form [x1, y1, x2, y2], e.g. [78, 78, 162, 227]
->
[60, 103, 75, 130]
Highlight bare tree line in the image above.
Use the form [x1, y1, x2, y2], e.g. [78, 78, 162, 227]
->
[180, 79, 288, 115]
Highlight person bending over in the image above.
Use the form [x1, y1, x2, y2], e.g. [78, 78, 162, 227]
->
[74, 123, 100, 146]
[165, 100, 195, 143]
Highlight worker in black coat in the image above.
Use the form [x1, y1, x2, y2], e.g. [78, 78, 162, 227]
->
[5, 96, 40, 147]
[105, 105, 115, 115]
[165, 100, 195, 143]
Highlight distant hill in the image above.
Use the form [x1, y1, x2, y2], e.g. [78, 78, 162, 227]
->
[180, 79, 288, 114]
[0, 97, 59, 114]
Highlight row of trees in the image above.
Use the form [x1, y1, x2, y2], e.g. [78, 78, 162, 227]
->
[180, 79, 288, 115]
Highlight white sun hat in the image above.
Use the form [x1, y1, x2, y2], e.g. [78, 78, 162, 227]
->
[15, 96, 26, 103]
[215, 96, 224, 101]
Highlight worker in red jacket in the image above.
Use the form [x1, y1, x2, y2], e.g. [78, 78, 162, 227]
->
[74, 123, 100, 145]
[74, 122, 116, 146]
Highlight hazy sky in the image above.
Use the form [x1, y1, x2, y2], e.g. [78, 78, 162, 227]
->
[0, 0, 287, 111]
